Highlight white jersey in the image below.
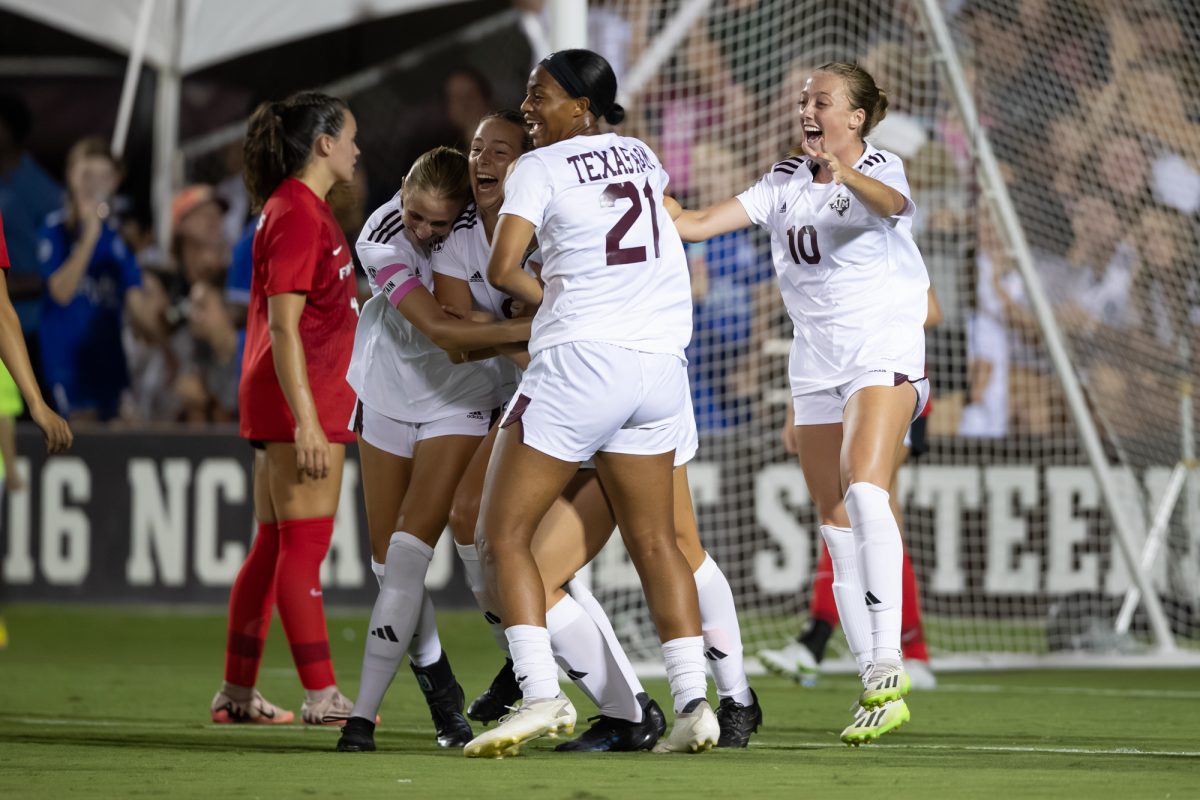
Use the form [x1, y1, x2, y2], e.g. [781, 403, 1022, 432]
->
[500, 132, 693, 359]
[431, 202, 523, 398]
[346, 192, 500, 423]
[737, 143, 930, 395]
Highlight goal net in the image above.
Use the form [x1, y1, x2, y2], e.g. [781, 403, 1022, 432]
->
[589, 0, 1200, 667]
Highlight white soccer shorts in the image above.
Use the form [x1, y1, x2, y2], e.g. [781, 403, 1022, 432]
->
[350, 401, 492, 459]
[499, 341, 690, 463]
[792, 370, 931, 427]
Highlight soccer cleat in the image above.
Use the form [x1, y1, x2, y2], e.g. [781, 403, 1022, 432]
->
[211, 688, 295, 725]
[651, 699, 720, 754]
[554, 696, 665, 752]
[411, 653, 474, 747]
[463, 695, 577, 758]
[840, 698, 909, 746]
[301, 687, 356, 726]
[715, 689, 763, 748]
[906, 659, 938, 690]
[336, 716, 377, 752]
[757, 641, 820, 685]
[859, 661, 911, 709]
[467, 658, 521, 726]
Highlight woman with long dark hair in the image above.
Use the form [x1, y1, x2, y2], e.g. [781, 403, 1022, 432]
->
[211, 91, 361, 726]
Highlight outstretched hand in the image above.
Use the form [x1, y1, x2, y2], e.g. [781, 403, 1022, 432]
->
[802, 137, 852, 184]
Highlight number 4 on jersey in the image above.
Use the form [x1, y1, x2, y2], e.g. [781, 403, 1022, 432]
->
[602, 180, 661, 266]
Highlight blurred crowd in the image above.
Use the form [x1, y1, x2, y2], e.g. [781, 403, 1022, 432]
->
[1, 0, 1197, 457]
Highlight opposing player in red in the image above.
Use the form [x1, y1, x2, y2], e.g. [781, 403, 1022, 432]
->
[211, 91, 362, 726]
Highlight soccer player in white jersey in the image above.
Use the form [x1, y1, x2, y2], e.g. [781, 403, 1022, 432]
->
[669, 62, 930, 746]
[334, 147, 533, 753]
[441, 112, 760, 751]
[434, 111, 667, 752]
[462, 49, 719, 758]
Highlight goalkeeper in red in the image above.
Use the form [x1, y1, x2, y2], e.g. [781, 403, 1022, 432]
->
[668, 62, 929, 745]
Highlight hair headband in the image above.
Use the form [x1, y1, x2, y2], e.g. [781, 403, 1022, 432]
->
[540, 52, 610, 120]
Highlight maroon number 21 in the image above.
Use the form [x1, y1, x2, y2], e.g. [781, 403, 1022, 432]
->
[603, 180, 661, 266]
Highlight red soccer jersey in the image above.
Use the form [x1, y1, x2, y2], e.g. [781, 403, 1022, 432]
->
[238, 178, 358, 443]
[0, 211, 10, 270]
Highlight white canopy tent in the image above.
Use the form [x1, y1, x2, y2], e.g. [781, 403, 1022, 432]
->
[0, 0, 587, 246]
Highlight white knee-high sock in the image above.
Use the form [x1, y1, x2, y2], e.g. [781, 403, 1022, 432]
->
[547, 594, 643, 722]
[455, 541, 508, 654]
[821, 524, 874, 677]
[375, 557, 443, 668]
[407, 590, 443, 668]
[506, 624, 560, 701]
[694, 553, 752, 705]
[845, 482, 904, 664]
[566, 577, 647, 708]
[661, 636, 708, 714]
[351, 532, 434, 721]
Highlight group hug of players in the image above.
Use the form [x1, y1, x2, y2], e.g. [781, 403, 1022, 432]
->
[210, 48, 933, 757]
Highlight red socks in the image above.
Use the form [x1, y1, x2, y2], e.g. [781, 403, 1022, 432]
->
[274, 517, 336, 690]
[809, 542, 929, 660]
[900, 550, 929, 661]
[809, 543, 839, 624]
[224, 522, 280, 687]
[223, 517, 336, 691]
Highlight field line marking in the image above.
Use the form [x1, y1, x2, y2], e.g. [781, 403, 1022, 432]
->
[933, 684, 1200, 700]
[6, 718, 1200, 758]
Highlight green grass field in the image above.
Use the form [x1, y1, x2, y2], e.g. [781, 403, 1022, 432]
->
[1, 605, 1198, 799]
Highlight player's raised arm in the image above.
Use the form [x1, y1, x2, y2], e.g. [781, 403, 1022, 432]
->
[664, 195, 754, 243]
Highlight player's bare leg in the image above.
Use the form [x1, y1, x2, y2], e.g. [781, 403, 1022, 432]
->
[672, 466, 761, 747]
[466, 422, 581, 758]
[340, 434, 480, 751]
[257, 443, 347, 726]
[592, 450, 718, 754]
[842, 384, 918, 712]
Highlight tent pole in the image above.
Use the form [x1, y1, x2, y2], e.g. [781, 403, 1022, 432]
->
[152, 0, 183, 255]
[547, 0, 587, 50]
[112, 0, 156, 159]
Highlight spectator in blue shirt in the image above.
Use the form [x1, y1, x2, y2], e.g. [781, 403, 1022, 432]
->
[38, 137, 157, 421]
[0, 93, 63, 355]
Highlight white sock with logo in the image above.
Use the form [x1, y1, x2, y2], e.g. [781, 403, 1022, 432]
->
[821, 524, 874, 676]
[351, 531, 434, 721]
[694, 553, 753, 705]
[845, 482, 904, 664]
[456, 541, 509, 654]
[506, 624, 560, 702]
[547, 593, 642, 722]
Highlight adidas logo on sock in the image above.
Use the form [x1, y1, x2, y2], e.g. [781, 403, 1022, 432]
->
[704, 646, 728, 661]
[864, 591, 882, 606]
[370, 625, 400, 642]
[469, 271, 485, 283]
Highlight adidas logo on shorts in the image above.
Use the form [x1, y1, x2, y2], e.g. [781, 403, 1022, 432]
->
[469, 271, 485, 283]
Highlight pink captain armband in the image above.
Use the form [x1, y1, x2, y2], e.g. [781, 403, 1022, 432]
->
[376, 262, 422, 307]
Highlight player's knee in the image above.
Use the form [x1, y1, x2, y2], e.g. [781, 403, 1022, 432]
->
[448, 492, 481, 546]
[624, 531, 679, 567]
